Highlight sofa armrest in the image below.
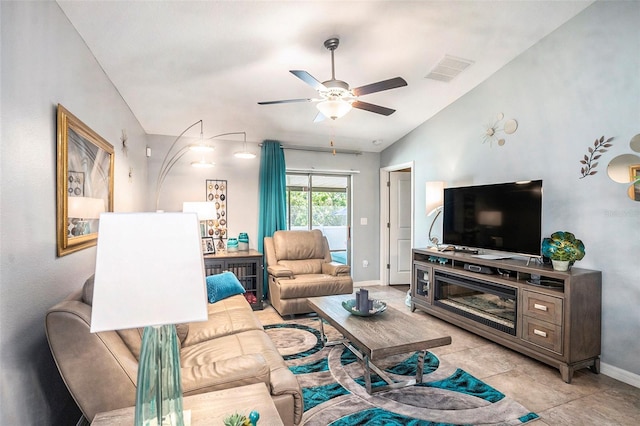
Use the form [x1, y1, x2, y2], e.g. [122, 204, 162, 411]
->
[322, 262, 351, 276]
[182, 354, 270, 395]
[267, 265, 294, 278]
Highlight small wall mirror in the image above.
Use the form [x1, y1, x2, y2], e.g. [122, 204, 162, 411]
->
[607, 153, 640, 201]
[57, 104, 114, 256]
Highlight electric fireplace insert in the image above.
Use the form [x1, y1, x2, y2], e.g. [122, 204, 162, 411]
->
[434, 271, 517, 335]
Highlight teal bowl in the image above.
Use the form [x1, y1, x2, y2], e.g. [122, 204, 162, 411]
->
[341, 299, 387, 317]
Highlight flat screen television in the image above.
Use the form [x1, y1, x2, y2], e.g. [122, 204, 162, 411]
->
[442, 180, 543, 257]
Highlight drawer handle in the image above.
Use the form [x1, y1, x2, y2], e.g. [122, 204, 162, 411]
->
[533, 303, 548, 312]
[533, 329, 547, 338]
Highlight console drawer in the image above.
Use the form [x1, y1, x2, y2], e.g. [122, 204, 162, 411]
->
[522, 290, 563, 325]
[522, 316, 563, 354]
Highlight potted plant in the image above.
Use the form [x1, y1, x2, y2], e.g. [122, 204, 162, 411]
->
[541, 231, 585, 271]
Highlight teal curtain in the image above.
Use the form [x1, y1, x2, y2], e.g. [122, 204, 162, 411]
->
[257, 140, 287, 297]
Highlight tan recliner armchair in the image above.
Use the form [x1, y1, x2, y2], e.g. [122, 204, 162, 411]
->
[264, 229, 353, 316]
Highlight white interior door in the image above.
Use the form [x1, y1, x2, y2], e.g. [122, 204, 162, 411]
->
[389, 171, 412, 285]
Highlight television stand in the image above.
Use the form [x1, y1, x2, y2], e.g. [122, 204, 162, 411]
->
[411, 247, 601, 383]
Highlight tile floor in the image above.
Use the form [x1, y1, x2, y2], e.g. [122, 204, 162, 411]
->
[254, 284, 640, 425]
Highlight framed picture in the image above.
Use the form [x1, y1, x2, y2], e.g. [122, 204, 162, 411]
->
[629, 165, 640, 201]
[57, 104, 114, 256]
[202, 237, 215, 254]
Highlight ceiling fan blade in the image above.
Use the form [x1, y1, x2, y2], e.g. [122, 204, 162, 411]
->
[313, 112, 326, 123]
[352, 77, 408, 97]
[352, 101, 396, 116]
[290, 70, 327, 91]
[258, 98, 315, 105]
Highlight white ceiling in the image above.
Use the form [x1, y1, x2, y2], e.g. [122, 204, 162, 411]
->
[57, 1, 593, 153]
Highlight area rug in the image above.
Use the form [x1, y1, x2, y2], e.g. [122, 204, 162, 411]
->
[265, 319, 538, 426]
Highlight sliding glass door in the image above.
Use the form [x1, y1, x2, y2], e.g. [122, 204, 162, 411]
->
[286, 173, 350, 265]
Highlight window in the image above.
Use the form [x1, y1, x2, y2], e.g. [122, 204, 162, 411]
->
[286, 173, 350, 265]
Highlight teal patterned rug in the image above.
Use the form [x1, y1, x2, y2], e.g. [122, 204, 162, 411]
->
[265, 321, 538, 426]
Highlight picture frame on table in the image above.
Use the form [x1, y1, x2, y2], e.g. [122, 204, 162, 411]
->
[202, 237, 215, 254]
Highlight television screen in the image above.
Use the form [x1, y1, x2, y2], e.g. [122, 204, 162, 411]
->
[442, 180, 543, 257]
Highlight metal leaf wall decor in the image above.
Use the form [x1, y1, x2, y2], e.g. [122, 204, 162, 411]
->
[579, 135, 614, 178]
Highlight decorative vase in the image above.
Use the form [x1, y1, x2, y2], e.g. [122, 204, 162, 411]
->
[552, 259, 570, 272]
[227, 238, 238, 252]
[238, 232, 249, 251]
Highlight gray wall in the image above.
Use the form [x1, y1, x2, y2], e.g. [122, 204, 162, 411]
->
[1, 2, 149, 424]
[382, 1, 640, 383]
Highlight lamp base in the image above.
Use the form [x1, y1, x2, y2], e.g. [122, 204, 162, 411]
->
[135, 325, 185, 426]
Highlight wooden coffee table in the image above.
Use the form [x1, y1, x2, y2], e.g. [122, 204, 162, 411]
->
[307, 294, 452, 394]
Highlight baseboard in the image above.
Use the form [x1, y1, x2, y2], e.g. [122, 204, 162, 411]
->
[354, 280, 382, 287]
[601, 362, 640, 388]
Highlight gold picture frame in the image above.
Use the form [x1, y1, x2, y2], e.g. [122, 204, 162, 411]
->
[57, 104, 114, 256]
[629, 164, 640, 201]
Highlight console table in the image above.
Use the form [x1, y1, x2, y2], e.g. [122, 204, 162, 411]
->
[411, 248, 601, 383]
[204, 249, 263, 310]
[91, 383, 283, 425]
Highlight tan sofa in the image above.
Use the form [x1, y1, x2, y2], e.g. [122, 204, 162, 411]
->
[45, 277, 303, 425]
[264, 230, 353, 316]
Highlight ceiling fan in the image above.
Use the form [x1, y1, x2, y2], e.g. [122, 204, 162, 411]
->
[258, 38, 408, 121]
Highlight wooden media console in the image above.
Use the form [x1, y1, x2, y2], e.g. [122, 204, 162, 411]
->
[411, 247, 601, 383]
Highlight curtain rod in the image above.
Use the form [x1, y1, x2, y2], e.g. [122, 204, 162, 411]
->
[286, 168, 360, 175]
[259, 143, 362, 156]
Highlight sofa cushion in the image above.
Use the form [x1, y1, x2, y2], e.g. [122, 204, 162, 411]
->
[206, 272, 245, 303]
[183, 295, 263, 346]
[181, 329, 287, 371]
[117, 324, 190, 361]
[116, 328, 144, 360]
[275, 274, 353, 299]
[272, 229, 326, 261]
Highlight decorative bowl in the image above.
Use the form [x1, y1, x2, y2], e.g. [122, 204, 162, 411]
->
[341, 299, 387, 317]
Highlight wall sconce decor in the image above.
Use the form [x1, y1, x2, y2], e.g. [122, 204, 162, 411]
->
[482, 112, 518, 147]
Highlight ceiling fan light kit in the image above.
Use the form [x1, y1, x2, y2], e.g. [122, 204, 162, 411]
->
[317, 99, 352, 120]
[258, 37, 407, 120]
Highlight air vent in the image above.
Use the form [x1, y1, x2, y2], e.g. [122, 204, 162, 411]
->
[425, 55, 474, 82]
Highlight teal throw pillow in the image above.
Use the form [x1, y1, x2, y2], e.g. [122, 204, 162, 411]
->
[206, 271, 245, 303]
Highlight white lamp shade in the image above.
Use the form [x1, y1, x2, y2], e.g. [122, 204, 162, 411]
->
[90, 212, 208, 332]
[182, 201, 217, 221]
[425, 181, 445, 215]
[68, 197, 105, 219]
[317, 100, 352, 120]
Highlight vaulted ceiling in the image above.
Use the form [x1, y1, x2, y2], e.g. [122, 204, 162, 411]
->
[57, 1, 593, 153]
